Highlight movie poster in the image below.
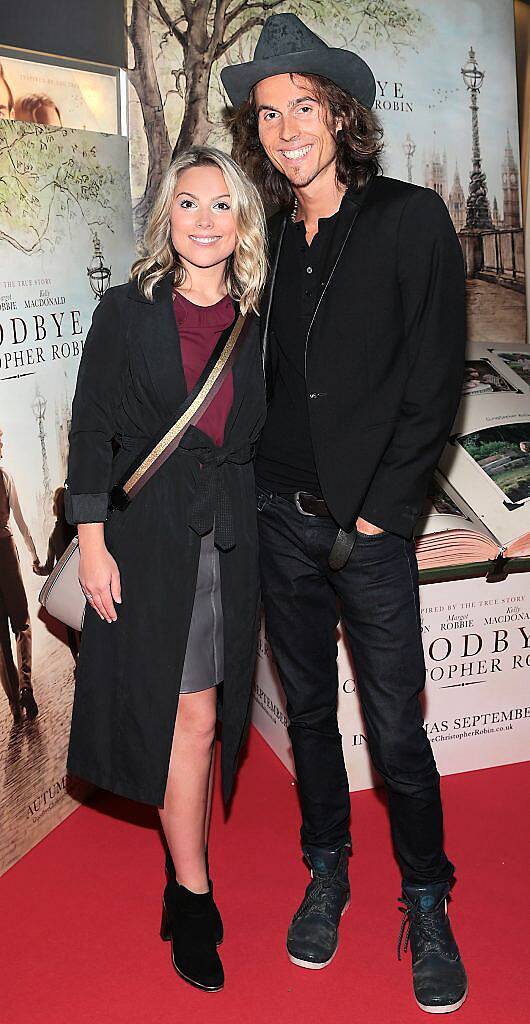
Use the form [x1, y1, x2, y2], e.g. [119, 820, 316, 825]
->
[0, 121, 134, 876]
[126, 0, 525, 342]
[0, 53, 119, 133]
[253, 573, 530, 792]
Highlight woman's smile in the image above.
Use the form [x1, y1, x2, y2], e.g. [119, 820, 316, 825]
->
[188, 234, 223, 245]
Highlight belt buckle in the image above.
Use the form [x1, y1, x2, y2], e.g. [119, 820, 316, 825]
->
[294, 491, 315, 517]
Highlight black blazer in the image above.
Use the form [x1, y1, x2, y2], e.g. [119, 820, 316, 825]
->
[261, 175, 466, 539]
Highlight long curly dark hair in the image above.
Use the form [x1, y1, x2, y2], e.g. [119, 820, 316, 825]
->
[226, 73, 384, 211]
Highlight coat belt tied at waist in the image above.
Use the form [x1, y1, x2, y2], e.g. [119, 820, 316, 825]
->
[186, 443, 253, 550]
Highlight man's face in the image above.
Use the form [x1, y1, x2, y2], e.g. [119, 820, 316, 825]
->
[254, 73, 341, 190]
[0, 78, 13, 119]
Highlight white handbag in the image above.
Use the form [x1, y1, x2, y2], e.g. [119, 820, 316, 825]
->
[39, 312, 248, 631]
[38, 537, 85, 630]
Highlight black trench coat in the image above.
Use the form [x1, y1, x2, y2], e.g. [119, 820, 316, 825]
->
[64, 274, 266, 806]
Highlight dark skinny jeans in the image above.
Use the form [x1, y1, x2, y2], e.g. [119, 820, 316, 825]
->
[256, 488, 454, 886]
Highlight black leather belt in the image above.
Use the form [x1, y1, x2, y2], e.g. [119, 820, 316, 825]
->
[279, 490, 331, 517]
[278, 491, 357, 571]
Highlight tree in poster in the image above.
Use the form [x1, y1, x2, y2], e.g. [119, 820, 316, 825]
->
[0, 122, 127, 255]
[127, 0, 425, 242]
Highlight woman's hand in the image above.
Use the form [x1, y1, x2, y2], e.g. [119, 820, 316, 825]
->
[78, 523, 122, 623]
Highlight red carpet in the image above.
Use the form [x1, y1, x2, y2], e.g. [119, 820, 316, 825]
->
[3, 727, 530, 1024]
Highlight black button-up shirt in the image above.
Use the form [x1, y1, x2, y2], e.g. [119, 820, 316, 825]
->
[256, 205, 341, 496]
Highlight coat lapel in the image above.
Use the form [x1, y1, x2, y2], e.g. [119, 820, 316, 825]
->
[127, 276, 255, 445]
[223, 311, 260, 441]
[128, 274, 188, 421]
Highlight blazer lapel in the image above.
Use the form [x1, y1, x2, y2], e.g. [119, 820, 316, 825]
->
[316, 182, 372, 302]
[305, 180, 374, 348]
[260, 182, 373, 374]
[260, 211, 288, 359]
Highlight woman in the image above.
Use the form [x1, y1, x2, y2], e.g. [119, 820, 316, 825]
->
[64, 146, 268, 991]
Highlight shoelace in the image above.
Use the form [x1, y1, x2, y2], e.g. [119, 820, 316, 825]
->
[397, 896, 447, 961]
[294, 872, 349, 924]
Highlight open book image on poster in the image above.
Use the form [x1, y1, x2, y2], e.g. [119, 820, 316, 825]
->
[415, 342, 530, 582]
[494, 350, 530, 388]
[462, 360, 522, 396]
[457, 423, 530, 509]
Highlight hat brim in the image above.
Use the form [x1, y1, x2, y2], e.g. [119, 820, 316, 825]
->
[220, 48, 376, 110]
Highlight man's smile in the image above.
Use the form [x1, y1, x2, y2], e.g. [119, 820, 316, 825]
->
[278, 143, 314, 163]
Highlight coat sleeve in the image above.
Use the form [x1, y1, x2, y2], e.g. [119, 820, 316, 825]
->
[65, 288, 128, 524]
[358, 188, 466, 538]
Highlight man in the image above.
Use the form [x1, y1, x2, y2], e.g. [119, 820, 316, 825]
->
[222, 14, 467, 1014]
[0, 62, 14, 119]
[0, 428, 39, 722]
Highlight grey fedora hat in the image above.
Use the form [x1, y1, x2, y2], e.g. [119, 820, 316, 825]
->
[221, 14, 376, 110]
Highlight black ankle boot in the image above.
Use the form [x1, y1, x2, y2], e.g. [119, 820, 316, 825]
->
[161, 881, 224, 991]
[398, 882, 468, 1013]
[164, 847, 223, 945]
[20, 687, 38, 719]
[286, 844, 351, 970]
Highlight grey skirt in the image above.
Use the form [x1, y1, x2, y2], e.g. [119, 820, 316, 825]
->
[180, 529, 224, 694]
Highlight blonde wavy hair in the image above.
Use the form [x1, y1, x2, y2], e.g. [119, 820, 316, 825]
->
[131, 146, 268, 313]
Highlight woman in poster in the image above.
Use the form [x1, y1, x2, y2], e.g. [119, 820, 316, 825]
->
[64, 146, 267, 992]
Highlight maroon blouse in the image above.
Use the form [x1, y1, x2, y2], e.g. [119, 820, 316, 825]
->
[173, 290, 235, 448]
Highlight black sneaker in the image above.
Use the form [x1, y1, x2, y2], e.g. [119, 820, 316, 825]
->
[398, 882, 468, 1014]
[20, 687, 38, 720]
[286, 844, 350, 970]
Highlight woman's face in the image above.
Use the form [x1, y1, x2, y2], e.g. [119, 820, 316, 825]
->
[170, 165, 236, 272]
